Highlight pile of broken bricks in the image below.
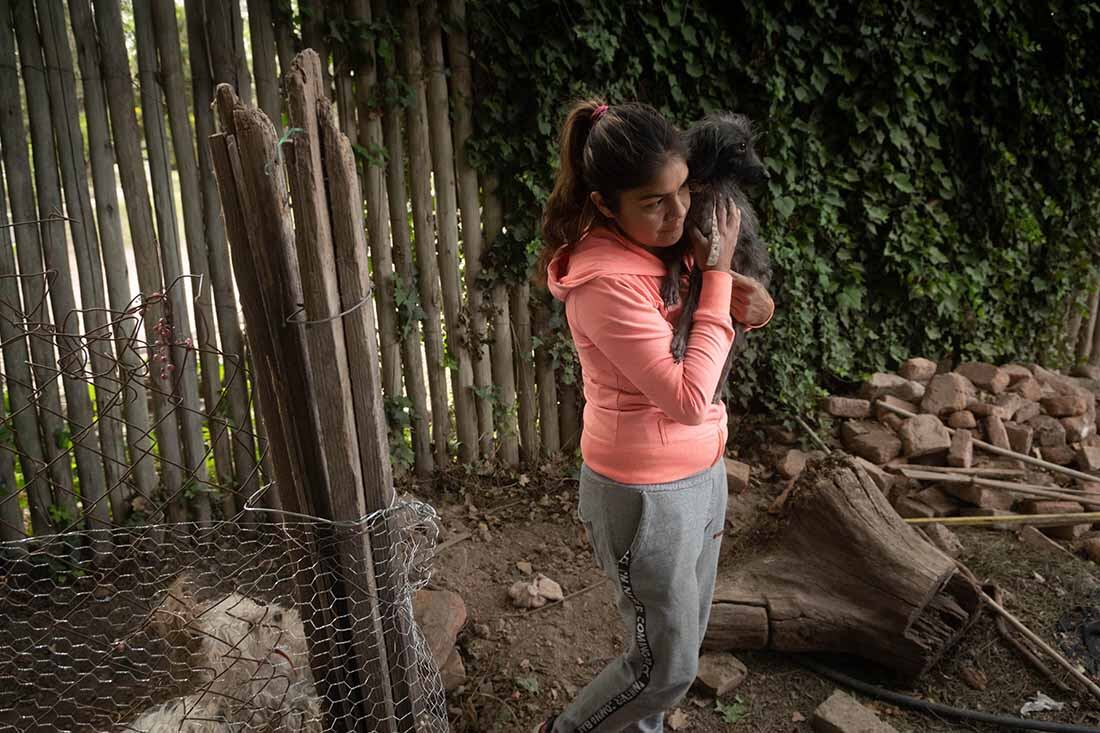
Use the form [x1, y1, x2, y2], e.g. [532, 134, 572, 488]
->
[815, 357, 1100, 549]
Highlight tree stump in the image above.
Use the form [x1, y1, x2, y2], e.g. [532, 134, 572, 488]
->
[705, 454, 981, 684]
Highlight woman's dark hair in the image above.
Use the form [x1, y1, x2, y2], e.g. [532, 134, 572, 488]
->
[535, 99, 685, 288]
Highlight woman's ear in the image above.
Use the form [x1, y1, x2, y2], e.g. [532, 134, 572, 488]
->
[590, 191, 615, 220]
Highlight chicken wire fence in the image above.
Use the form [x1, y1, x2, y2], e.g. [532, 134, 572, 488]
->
[0, 498, 449, 732]
[0, 268, 450, 731]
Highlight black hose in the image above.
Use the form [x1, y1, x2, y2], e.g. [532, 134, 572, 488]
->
[798, 657, 1100, 733]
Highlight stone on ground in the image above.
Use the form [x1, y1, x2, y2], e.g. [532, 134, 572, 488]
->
[841, 421, 902, 464]
[812, 689, 899, 733]
[921, 373, 977, 417]
[824, 396, 872, 419]
[899, 357, 937, 383]
[413, 589, 467, 687]
[947, 410, 977, 430]
[923, 522, 963, 557]
[948, 429, 973, 468]
[899, 414, 951, 458]
[956, 362, 1009, 394]
[777, 448, 808, 480]
[695, 652, 748, 697]
[725, 458, 751, 493]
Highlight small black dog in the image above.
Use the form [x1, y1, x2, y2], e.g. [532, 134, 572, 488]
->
[658, 112, 772, 402]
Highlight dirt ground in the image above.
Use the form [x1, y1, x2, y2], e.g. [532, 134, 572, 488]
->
[402, 421, 1100, 732]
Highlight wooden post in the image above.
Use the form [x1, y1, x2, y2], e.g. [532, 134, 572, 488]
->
[93, 0, 187, 523]
[422, 0, 479, 463]
[0, 160, 44, 539]
[210, 91, 351, 726]
[151, 0, 238, 518]
[399, 0, 451, 468]
[184, 0, 261, 512]
[349, 0, 403, 410]
[134, 0, 213, 524]
[205, 0, 252, 106]
[511, 276, 540, 463]
[67, 0, 158, 518]
[285, 53, 404, 730]
[12, 0, 103, 529]
[375, 0, 432, 477]
[37, 0, 128, 527]
[533, 294, 561, 457]
[482, 176, 520, 465]
[444, 0, 496, 459]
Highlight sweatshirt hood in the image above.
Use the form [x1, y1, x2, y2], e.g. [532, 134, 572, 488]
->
[546, 226, 671, 301]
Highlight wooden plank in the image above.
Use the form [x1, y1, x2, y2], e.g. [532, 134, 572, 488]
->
[284, 50, 398, 731]
[210, 117, 349, 726]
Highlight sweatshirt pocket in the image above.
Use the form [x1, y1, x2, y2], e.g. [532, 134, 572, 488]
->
[657, 415, 720, 446]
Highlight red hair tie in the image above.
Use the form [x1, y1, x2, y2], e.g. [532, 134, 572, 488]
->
[592, 104, 609, 122]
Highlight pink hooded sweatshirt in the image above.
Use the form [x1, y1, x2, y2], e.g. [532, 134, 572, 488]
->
[547, 226, 771, 484]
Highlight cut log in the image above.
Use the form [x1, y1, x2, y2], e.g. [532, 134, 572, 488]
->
[706, 455, 981, 684]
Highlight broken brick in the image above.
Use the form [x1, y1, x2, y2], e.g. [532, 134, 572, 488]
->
[956, 362, 1009, 394]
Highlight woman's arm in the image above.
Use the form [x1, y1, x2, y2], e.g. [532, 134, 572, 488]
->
[569, 271, 735, 425]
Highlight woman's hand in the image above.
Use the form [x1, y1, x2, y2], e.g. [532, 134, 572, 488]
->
[730, 273, 774, 328]
[690, 196, 741, 274]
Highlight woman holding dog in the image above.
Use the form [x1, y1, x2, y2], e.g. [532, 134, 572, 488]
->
[534, 100, 774, 732]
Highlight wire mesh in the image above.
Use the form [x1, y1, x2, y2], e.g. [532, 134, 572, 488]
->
[0, 498, 448, 732]
[0, 268, 268, 540]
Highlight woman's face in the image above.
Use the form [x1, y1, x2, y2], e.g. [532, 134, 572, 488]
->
[592, 155, 690, 248]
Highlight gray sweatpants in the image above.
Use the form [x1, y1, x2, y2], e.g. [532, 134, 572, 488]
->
[555, 458, 728, 732]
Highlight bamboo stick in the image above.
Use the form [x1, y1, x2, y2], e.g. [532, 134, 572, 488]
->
[134, 0, 213, 524]
[299, 0, 329, 95]
[0, 160, 40, 540]
[184, 0, 261, 513]
[38, 0, 127, 529]
[482, 176, 520, 465]
[512, 277, 539, 462]
[1066, 289, 1086, 360]
[270, 0, 297, 81]
[890, 464, 1026, 478]
[246, 0, 280, 125]
[374, 0, 431, 477]
[331, 3, 357, 141]
[0, 0, 67, 535]
[906, 512, 1100, 527]
[422, 0, 479, 463]
[68, 0, 157, 516]
[443, 0, 495, 458]
[875, 400, 1100, 484]
[899, 467, 1100, 505]
[533, 295, 561, 457]
[93, 0, 187, 524]
[399, 0, 451, 468]
[349, 0, 402, 406]
[13, 0, 103, 529]
[1078, 290, 1099, 364]
[206, 0, 252, 107]
[150, 0, 238, 519]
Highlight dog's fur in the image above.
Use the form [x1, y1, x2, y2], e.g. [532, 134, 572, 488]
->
[123, 576, 322, 732]
[658, 112, 772, 401]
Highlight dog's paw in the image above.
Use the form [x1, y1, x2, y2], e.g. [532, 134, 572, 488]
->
[670, 333, 688, 362]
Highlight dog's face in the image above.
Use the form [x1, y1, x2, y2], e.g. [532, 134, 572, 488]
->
[686, 113, 768, 186]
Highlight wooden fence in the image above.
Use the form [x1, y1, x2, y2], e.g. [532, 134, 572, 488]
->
[0, 0, 580, 539]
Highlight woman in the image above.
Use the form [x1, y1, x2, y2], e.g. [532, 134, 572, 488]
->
[534, 99, 774, 732]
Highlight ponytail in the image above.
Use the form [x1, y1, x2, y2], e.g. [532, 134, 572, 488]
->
[534, 98, 686, 289]
[535, 99, 605, 289]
